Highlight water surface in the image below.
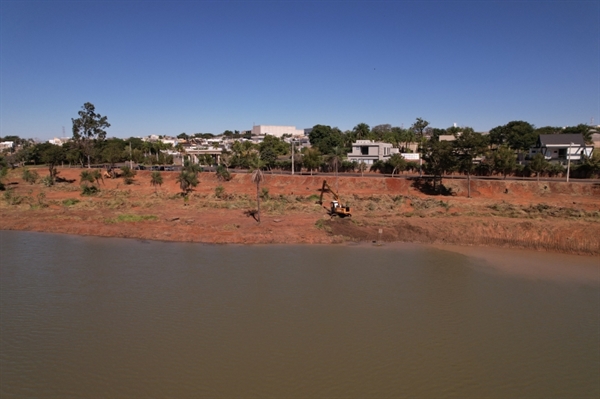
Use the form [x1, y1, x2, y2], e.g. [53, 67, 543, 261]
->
[1, 231, 598, 398]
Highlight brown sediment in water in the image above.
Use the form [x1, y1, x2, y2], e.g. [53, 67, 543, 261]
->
[1, 167, 599, 255]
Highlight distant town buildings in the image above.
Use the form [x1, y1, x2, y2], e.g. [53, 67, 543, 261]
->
[251, 125, 305, 138]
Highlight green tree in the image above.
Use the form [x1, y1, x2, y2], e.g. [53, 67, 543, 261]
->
[259, 135, 288, 169]
[454, 131, 489, 198]
[358, 161, 367, 177]
[387, 154, 407, 177]
[308, 125, 345, 154]
[489, 121, 536, 153]
[302, 147, 321, 175]
[575, 152, 600, 178]
[371, 124, 392, 141]
[102, 139, 126, 173]
[71, 102, 110, 168]
[492, 146, 517, 179]
[422, 140, 456, 190]
[562, 124, 594, 144]
[36, 143, 66, 185]
[411, 118, 430, 140]
[231, 140, 257, 169]
[215, 164, 232, 181]
[352, 123, 371, 140]
[176, 170, 199, 195]
[528, 153, 549, 181]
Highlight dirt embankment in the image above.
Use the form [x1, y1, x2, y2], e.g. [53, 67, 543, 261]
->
[1, 167, 599, 255]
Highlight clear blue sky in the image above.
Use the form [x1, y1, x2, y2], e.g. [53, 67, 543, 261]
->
[1, 0, 599, 140]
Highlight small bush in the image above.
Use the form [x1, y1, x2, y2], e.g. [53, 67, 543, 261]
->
[36, 192, 47, 208]
[121, 165, 137, 185]
[81, 185, 99, 196]
[215, 185, 225, 199]
[22, 169, 39, 184]
[62, 198, 80, 206]
[3, 190, 23, 205]
[261, 188, 270, 200]
[41, 175, 54, 187]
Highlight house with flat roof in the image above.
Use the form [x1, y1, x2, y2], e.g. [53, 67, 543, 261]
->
[347, 140, 399, 165]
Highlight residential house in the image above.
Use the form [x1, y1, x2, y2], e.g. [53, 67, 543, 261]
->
[529, 134, 592, 162]
[347, 140, 398, 165]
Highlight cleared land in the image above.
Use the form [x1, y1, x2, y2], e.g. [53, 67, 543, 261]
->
[1, 167, 599, 255]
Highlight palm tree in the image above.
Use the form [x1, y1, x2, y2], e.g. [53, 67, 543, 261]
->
[176, 170, 198, 195]
[250, 158, 266, 223]
[150, 171, 163, 193]
[352, 123, 371, 140]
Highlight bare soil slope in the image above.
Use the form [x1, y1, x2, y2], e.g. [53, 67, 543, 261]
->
[1, 167, 599, 255]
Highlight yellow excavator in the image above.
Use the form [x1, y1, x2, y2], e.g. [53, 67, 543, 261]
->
[318, 180, 352, 218]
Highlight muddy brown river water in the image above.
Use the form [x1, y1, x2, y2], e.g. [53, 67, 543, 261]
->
[1, 230, 598, 398]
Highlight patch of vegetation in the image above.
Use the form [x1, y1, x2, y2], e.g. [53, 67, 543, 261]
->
[62, 198, 80, 206]
[3, 189, 23, 205]
[315, 218, 332, 232]
[522, 203, 597, 219]
[411, 198, 449, 210]
[215, 185, 225, 199]
[487, 202, 523, 218]
[41, 175, 54, 187]
[260, 188, 270, 200]
[34, 192, 48, 208]
[81, 185, 99, 196]
[121, 165, 137, 185]
[22, 168, 39, 184]
[106, 214, 158, 223]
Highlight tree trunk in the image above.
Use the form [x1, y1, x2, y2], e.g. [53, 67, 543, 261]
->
[256, 182, 261, 223]
[467, 172, 471, 198]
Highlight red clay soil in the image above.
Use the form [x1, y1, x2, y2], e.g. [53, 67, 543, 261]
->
[1, 167, 599, 255]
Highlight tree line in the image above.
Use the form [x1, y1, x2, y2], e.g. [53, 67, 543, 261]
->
[1, 103, 599, 192]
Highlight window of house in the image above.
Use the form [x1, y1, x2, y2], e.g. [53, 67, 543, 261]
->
[361, 146, 368, 155]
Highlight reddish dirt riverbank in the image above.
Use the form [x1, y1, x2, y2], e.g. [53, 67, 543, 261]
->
[1, 167, 599, 255]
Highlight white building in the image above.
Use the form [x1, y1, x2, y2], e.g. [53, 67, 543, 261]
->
[251, 125, 305, 138]
[0, 141, 14, 150]
[347, 140, 399, 165]
[529, 134, 592, 162]
[48, 137, 70, 146]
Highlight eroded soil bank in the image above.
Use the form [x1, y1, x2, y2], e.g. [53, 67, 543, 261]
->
[1, 167, 599, 255]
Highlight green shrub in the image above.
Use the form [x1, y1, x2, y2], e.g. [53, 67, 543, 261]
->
[81, 185, 99, 196]
[22, 168, 39, 184]
[3, 190, 23, 205]
[41, 175, 54, 187]
[62, 198, 80, 206]
[121, 165, 137, 185]
[261, 188, 269, 200]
